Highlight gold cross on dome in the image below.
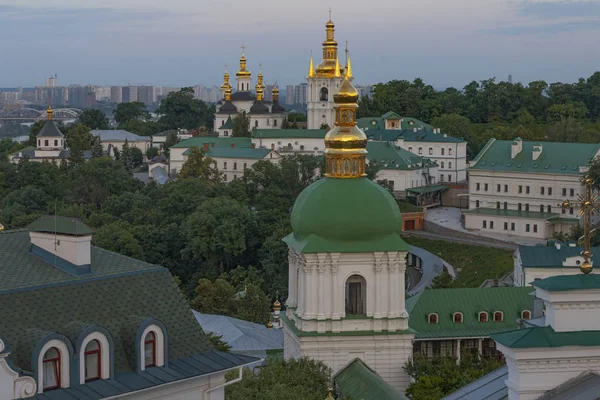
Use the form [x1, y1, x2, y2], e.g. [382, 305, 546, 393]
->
[559, 176, 600, 274]
[241, 44, 245, 55]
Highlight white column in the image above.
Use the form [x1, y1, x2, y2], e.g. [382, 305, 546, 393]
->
[331, 260, 340, 319]
[456, 340, 461, 363]
[297, 258, 305, 317]
[478, 338, 483, 357]
[388, 253, 397, 319]
[317, 261, 326, 320]
[373, 253, 384, 318]
[303, 263, 314, 319]
[398, 256, 407, 316]
[287, 249, 297, 308]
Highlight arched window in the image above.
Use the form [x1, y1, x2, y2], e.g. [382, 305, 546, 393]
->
[255, 120, 258, 128]
[221, 120, 225, 126]
[345, 275, 366, 316]
[479, 312, 488, 322]
[441, 161, 445, 169]
[320, 87, 328, 102]
[42, 348, 61, 391]
[84, 340, 101, 382]
[144, 332, 156, 368]
[274, 119, 278, 127]
[521, 310, 531, 320]
[428, 313, 438, 324]
[453, 312, 463, 323]
[493, 311, 504, 322]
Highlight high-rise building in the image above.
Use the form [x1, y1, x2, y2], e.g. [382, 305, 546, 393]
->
[285, 85, 295, 105]
[45, 74, 57, 88]
[111, 86, 122, 103]
[34, 87, 67, 107]
[264, 84, 274, 102]
[95, 86, 111, 101]
[122, 86, 138, 103]
[294, 83, 308, 105]
[137, 86, 156, 105]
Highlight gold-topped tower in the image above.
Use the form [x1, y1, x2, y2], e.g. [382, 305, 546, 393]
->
[47, 105, 53, 121]
[255, 65, 265, 101]
[220, 64, 232, 100]
[324, 74, 367, 178]
[236, 45, 251, 77]
[315, 12, 344, 78]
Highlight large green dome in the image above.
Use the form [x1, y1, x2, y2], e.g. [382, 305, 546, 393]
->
[283, 177, 408, 253]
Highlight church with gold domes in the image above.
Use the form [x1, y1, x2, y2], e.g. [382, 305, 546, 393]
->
[214, 49, 287, 136]
[282, 60, 414, 392]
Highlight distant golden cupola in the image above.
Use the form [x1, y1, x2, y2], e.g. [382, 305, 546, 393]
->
[236, 46, 251, 77]
[315, 14, 344, 78]
[47, 105, 53, 121]
[255, 66, 265, 101]
[221, 65, 232, 97]
[324, 74, 367, 178]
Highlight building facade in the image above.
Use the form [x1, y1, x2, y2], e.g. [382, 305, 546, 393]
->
[465, 138, 596, 239]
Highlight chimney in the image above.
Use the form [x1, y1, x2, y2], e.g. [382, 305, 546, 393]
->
[413, 128, 417, 133]
[532, 144, 543, 161]
[203, 143, 209, 151]
[511, 137, 523, 159]
[555, 241, 561, 250]
[27, 215, 94, 276]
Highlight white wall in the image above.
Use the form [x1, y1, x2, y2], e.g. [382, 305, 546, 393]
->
[464, 214, 550, 239]
[307, 77, 344, 129]
[251, 137, 325, 154]
[398, 139, 467, 183]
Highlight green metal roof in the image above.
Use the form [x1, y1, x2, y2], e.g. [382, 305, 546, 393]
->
[206, 147, 273, 160]
[366, 141, 437, 170]
[365, 129, 464, 143]
[334, 358, 408, 400]
[357, 113, 433, 132]
[381, 111, 402, 120]
[519, 244, 600, 268]
[27, 215, 94, 236]
[532, 274, 600, 292]
[492, 326, 600, 349]
[170, 136, 252, 149]
[463, 208, 559, 220]
[469, 139, 600, 175]
[357, 117, 385, 130]
[284, 177, 408, 253]
[251, 129, 327, 139]
[406, 287, 534, 339]
[219, 116, 233, 130]
[406, 185, 449, 195]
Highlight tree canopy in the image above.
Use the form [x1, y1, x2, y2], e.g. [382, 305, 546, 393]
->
[113, 102, 150, 124]
[156, 87, 211, 130]
[76, 109, 109, 129]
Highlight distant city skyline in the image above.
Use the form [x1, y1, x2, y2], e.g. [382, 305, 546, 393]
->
[1, 0, 599, 88]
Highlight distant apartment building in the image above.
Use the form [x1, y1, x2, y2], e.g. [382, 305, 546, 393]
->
[209, 85, 221, 103]
[68, 85, 96, 108]
[121, 86, 138, 103]
[294, 83, 308, 105]
[95, 86, 111, 101]
[356, 85, 373, 98]
[45, 74, 57, 88]
[264, 84, 274, 102]
[110, 86, 122, 103]
[285, 85, 294, 105]
[34, 87, 67, 107]
[137, 86, 156, 105]
[0, 91, 21, 105]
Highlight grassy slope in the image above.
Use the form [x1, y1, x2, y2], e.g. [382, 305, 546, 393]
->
[403, 236, 514, 288]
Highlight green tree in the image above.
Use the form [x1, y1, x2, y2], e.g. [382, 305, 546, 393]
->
[319, 123, 330, 130]
[121, 139, 133, 171]
[235, 283, 271, 325]
[226, 358, 334, 400]
[91, 136, 104, 158]
[206, 332, 231, 352]
[164, 132, 179, 156]
[113, 102, 150, 124]
[76, 109, 109, 129]
[178, 147, 222, 183]
[130, 147, 144, 167]
[156, 87, 210, 130]
[232, 112, 250, 137]
[146, 146, 159, 159]
[547, 117, 586, 142]
[93, 220, 144, 259]
[66, 124, 95, 165]
[190, 278, 237, 315]
[118, 119, 162, 136]
[430, 269, 454, 289]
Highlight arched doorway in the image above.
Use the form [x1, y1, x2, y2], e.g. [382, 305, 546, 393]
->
[345, 275, 366, 316]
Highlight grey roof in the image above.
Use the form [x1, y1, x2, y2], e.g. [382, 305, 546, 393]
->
[271, 101, 285, 113]
[11, 148, 92, 161]
[537, 371, 600, 400]
[193, 311, 283, 352]
[32, 351, 258, 400]
[218, 101, 238, 114]
[249, 101, 270, 114]
[91, 130, 150, 142]
[37, 121, 64, 138]
[230, 91, 255, 101]
[442, 366, 508, 400]
[151, 166, 169, 185]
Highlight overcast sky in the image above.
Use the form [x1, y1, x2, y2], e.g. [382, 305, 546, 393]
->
[1, 0, 599, 89]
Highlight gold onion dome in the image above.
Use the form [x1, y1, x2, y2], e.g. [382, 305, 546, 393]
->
[47, 105, 53, 121]
[236, 47, 251, 77]
[273, 298, 281, 311]
[220, 66, 231, 92]
[315, 15, 344, 78]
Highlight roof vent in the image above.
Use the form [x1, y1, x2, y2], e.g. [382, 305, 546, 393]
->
[517, 164, 522, 168]
[491, 162, 496, 166]
[533, 164, 538, 169]
[511, 137, 523, 159]
[561, 165, 567, 170]
[544, 165, 550, 169]
[507, 163, 512, 167]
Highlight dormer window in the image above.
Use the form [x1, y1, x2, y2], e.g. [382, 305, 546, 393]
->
[84, 340, 101, 382]
[494, 311, 504, 322]
[144, 332, 156, 367]
[479, 312, 488, 322]
[428, 313, 438, 324]
[521, 310, 531, 320]
[43, 348, 61, 391]
[453, 312, 463, 323]
[79, 331, 110, 384]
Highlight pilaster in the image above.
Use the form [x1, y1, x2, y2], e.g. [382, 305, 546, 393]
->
[373, 252, 384, 320]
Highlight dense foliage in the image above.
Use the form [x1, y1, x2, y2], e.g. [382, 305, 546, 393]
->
[404, 355, 505, 400]
[225, 358, 338, 400]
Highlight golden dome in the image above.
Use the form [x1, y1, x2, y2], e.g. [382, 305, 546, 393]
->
[273, 298, 281, 311]
[220, 65, 232, 92]
[581, 260, 593, 274]
[236, 46, 251, 77]
[47, 105, 53, 121]
[267, 321, 273, 329]
[324, 74, 367, 178]
[314, 15, 344, 78]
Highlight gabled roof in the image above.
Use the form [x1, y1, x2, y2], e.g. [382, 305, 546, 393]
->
[532, 274, 600, 292]
[366, 129, 464, 143]
[91, 130, 151, 142]
[218, 116, 234, 130]
[382, 111, 402, 120]
[537, 371, 600, 400]
[469, 139, 600, 175]
[334, 358, 408, 400]
[519, 243, 600, 268]
[27, 215, 94, 236]
[366, 141, 437, 170]
[218, 101, 238, 114]
[37, 120, 64, 138]
[194, 312, 283, 352]
[251, 129, 327, 139]
[170, 136, 252, 149]
[406, 287, 534, 339]
[492, 325, 600, 348]
[442, 365, 508, 400]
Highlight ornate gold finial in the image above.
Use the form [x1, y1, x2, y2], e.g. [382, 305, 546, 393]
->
[267, 321, 273, 329]
[272, 81, 280, 101]
[559, 176, 599, 274]
[273, 291, 281, 311]
[308, 52, 316, 78]
[237, 45, 251, 77]
[334, 57, 341, 78]
[316, 12, 341, 78]
[255, 66, 265, 101]
[345, 42, 353, 79]
[324, 74, 365, 179]
[221, 64, 232, 93]
[47, 105, 53, 121]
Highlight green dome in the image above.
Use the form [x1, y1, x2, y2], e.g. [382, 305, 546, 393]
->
[283, 177, 408, 253]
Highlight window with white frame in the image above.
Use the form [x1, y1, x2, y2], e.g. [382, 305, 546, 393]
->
[479, 311, 488, 322]
[43, 348, 61, 391]
[493, 311, 504, 322]
[140, 325, 165, 370]
[428, 313, 438, 324]
[453, 312, 463, 323]
[79, 332, 111, 384]
[521, 310, 531, 320]
[38, 339, 70, 393]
